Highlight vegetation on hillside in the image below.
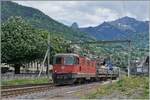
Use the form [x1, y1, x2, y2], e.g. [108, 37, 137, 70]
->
[1, 1, 95, 41]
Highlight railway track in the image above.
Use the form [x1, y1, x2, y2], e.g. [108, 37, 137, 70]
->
[1, 83, 51, 89]
[1, 83, 54, 98]
[1, 79, 119, 99]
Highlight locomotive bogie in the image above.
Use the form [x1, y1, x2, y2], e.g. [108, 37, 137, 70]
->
[52, 73, 76, 85]
[52, 72, 96, 85]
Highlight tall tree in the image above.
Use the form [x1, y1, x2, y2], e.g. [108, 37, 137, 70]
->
[1, 16, 47, 74]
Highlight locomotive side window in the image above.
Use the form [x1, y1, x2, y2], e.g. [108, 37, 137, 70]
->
[53, 56, 62, 64]
[87, 60, 90, 67]
[64, 56, 75, 65]
[76, 57, 79, 64]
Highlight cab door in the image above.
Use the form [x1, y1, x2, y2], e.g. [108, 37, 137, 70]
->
[79, 57, 86, 73]
[73, 57, 79, 73]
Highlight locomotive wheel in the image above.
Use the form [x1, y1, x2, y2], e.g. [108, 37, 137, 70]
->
[77, 78, 86, 84]
[91, 77, 96, 82]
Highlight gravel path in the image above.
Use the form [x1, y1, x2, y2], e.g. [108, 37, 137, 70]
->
[3, 80, 118, 99]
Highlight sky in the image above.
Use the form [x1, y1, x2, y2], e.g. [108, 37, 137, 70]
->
[14, 1, 149, 27]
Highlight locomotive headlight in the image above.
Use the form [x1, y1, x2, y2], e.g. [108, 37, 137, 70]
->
[61, 66, 65, 70]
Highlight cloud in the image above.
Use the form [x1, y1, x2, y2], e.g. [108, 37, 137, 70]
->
[49, 6, 119, 27]
[14, 1, 149, 27]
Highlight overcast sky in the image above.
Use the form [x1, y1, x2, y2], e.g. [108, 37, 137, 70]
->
[14, 1, 149, 27]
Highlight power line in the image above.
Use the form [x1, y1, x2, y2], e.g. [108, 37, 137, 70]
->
[69, 40, 131, 45]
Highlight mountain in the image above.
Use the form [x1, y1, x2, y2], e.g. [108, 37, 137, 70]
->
[80, 16, 149, 40]
[110, 16, 149, 33]
[1, 1, 94, 41]
[1, 1, 148, 49]
[71, 22, 79, 30]
[80, 22, 126, 40]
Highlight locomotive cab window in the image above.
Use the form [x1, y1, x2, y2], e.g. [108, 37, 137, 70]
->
[64, 56, 75, 65]
[75, 57, 79, 64]
[53, 56, 62, 64]
[87, 60, 90, 67]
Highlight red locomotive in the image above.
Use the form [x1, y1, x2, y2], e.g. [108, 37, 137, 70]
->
[52, 53, 119, 85]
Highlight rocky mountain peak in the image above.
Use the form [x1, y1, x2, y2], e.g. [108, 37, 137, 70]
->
[71, 22, 79, 29]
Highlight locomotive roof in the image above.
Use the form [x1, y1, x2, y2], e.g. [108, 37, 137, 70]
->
[55, 53, 79, 57]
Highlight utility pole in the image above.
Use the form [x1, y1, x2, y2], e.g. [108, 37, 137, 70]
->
[119, 67, 120, 79]
[47, 32, 50, 78]
[128, 41, 131, 77]
[38, 33, 50, 77]
[38, 49, 48, 77]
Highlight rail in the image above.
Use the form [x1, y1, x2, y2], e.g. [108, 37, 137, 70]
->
[1, 83, 54, 98]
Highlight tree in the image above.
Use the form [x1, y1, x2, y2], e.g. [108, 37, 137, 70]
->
[1, 16, 47, 74]
[49, 35, 71, 63]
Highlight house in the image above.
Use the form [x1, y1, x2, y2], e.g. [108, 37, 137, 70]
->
[131, 56, 149, 75]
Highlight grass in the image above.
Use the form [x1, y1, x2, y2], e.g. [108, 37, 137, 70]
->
[84, 76, 149, 99]
[1, 77, 52, 86]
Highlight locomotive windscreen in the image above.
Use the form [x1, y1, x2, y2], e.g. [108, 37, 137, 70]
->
[53, 55, 78, 65]
[64, 56, 75, 65]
